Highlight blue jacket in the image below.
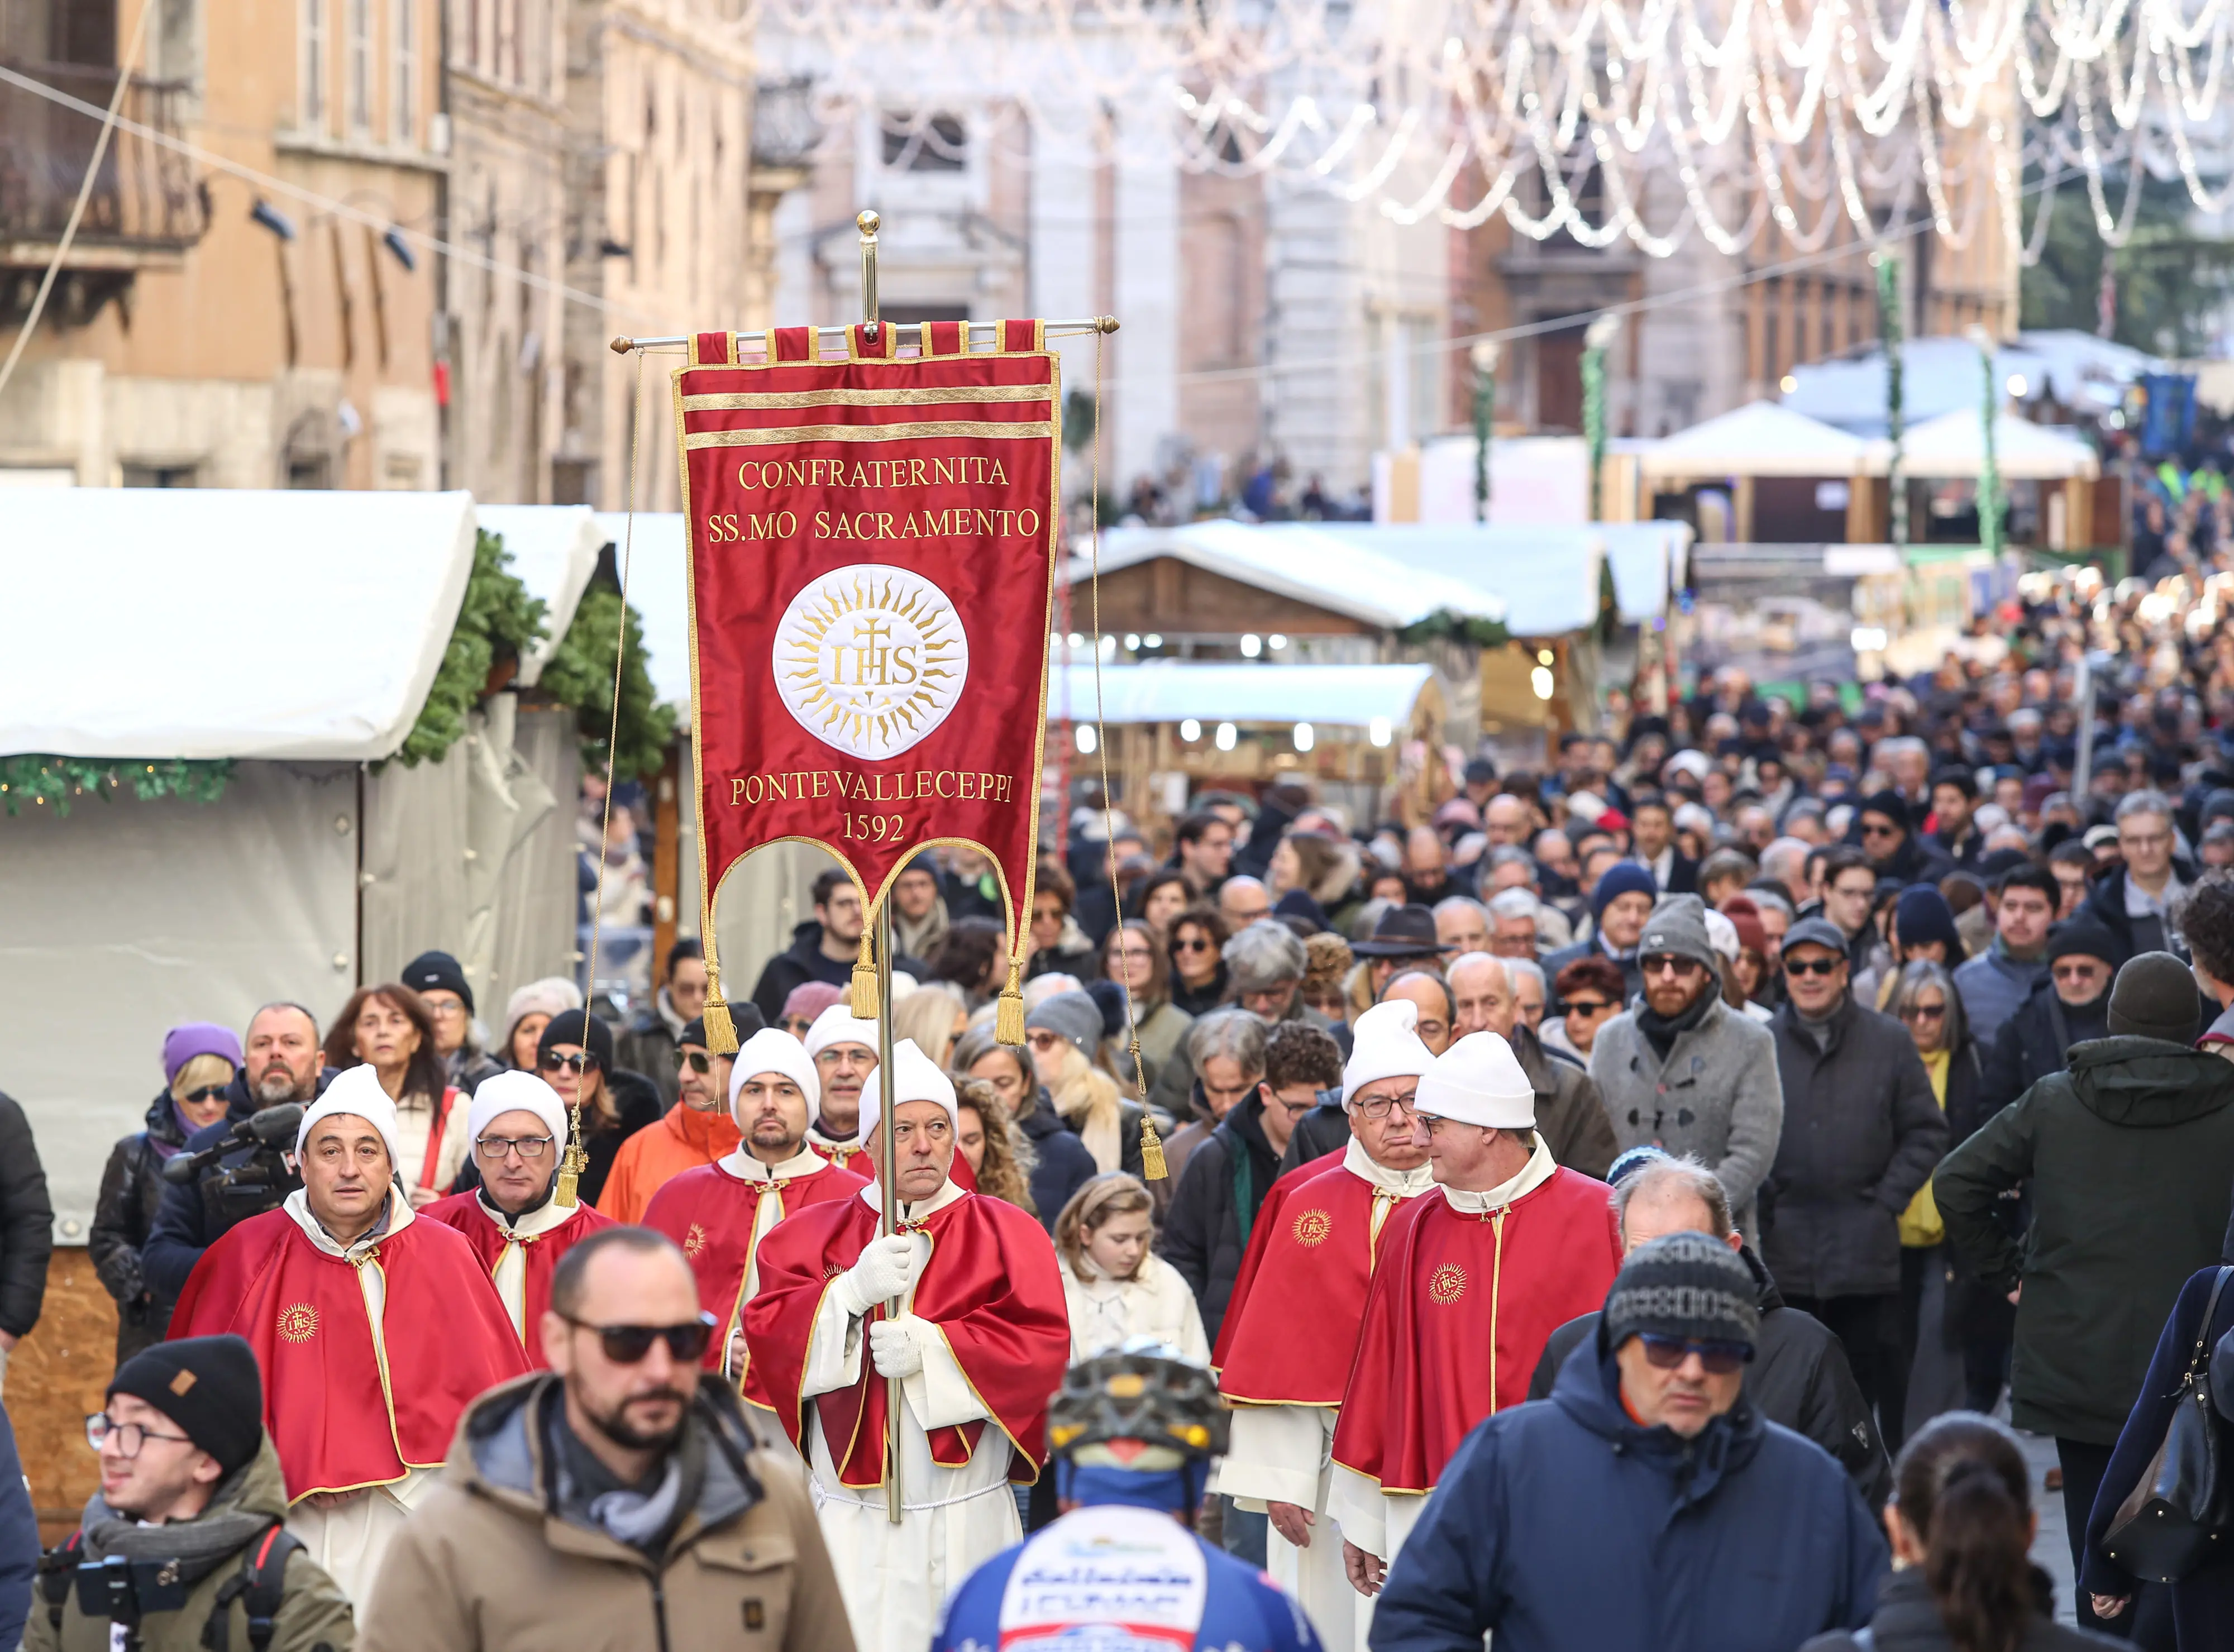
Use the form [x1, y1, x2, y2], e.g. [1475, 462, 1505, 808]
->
[1953, 942, 2051, 1047]
[0, 1400, 35, 1652]
[935, 1504, 1320, 1652]
[1369, 1337, 1887, 1652]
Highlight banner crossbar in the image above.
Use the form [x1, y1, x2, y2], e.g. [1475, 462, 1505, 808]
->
[611, 318, 1119, 355]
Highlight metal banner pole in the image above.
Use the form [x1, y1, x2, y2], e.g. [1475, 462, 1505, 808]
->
[858, 207, 905, 1528]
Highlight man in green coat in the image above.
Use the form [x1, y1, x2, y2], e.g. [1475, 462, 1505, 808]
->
[27, 1335, 353, 1652]
[1936, 951, 2234, 1635]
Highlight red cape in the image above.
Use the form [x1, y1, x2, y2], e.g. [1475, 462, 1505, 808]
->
[1217, 1161, 1421, 1405]
[641, 1156, 868, 1368]
[741, 1186, 1069, 1487]
[1211, 1148, 1344, 1369]
[421, 1191, 615, 1367]
[1330, 1168, 1621, 1495]
[171, 1204, 531, 1500]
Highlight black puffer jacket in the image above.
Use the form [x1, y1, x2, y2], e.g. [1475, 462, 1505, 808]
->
[1762, 996, 1947, 1300]
[1529, 1244, 1892, 1509]
[0, 1093, 51, 1341]
[1158, 1096, 1281, 1345]
[1016, 1090, 1097, 1232]
[88, 1093, 192, 1358]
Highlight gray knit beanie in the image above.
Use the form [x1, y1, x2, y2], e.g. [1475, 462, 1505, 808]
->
[1635, 894, 1720, 972]
[2107, 951, 2202, 1044]
[1601, 1232, 1761, 1353]
[1025, 990, 1104, 1060]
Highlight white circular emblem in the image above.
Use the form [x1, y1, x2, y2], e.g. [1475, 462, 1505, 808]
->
[772, 564, 970, 761]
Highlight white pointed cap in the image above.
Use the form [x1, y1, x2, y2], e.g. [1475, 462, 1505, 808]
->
[1413, 1030, 1536, 1130]
[1342, 999, 1435, 1105]
[857, 1038, 957, 1143]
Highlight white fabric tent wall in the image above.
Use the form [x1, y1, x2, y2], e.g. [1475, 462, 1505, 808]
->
[0, 766, 360, 1237]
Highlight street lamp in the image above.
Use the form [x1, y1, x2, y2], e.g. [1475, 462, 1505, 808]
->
[1965, 322, 2003, 557]
[1469, 340, 1502, 524]
[1582, 314, 1622, 522]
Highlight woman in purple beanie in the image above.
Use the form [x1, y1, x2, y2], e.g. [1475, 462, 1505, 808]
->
[87, 1021, 242, 1362]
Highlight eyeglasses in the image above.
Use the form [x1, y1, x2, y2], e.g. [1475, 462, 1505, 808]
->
[85, 1414, 193, 1458]
[1899, 1003, 1946, 1021]
[1784, 956, 1842, 977]
[2121, 830, 2173, 850]
[540, 1051, 598, 1075]
[1636, 1335, 1753, 1375]
[560, 1311, 717, 1364]
[476, 1133, 555, 1162]
[679, 1051, 713, 1075]
[1353, 1091, 1419, 1119]
[178, 1083, 231, 1105]
[1172, 936, 1214, 954]
[1025, 1031, 1065, 1052]
[1564, 999, 1615, 1018]
[1640, 956, 1701, 978]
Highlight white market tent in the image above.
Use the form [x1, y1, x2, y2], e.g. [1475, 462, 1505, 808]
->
[1054, 661, 1437, 728]
[1, 490, 591, 1236]
[1900, 409, 2102, 480]
[1640, 400, 1890, 480]
[477, 503, 602, 685]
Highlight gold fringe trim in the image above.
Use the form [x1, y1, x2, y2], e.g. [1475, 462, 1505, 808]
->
[994, 957, 1025, 1045]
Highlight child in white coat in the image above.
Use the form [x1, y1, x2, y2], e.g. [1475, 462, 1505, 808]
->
[1055, 1173, 1210, 1363]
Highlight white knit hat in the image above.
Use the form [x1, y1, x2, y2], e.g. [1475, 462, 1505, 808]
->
[1703, 908, 1740, 964]
[857, 1038, 958, 1143]
[803, 1002, 879, 1059]
[296, 1064, 405, 1168]
[728, 1028, 821, 1128]
[1413, 1031, 1536, 1130]
[1342, 999, 1435, 1106]
[465, 1069, 569, 1150]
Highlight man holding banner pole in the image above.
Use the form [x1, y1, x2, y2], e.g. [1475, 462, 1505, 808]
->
[665, 215, 1122, 1646]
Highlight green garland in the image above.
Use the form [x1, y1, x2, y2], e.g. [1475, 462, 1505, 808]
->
[393, 529, 549, 767]
[0, 756, 235, 817]
[1398, 609, 1513, 648]
[542, 584, 678, 784]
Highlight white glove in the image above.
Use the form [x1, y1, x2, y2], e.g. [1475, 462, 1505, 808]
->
[870, 1316, 926, 1379]
[837, 1234, 920, 1315]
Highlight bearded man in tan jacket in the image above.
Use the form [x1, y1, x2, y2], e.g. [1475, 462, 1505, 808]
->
[357, 1225, 852, 1652]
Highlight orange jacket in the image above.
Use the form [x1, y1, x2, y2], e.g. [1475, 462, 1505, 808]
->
[596, 1104, 743, 1224]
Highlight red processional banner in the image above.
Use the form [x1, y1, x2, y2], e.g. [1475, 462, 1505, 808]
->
[673, 319, 1061, 1048]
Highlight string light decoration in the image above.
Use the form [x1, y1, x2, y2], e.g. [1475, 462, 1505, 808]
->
[754, 0, 2223, 261]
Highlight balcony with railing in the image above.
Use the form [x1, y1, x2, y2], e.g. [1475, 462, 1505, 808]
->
[0, 60, 208, 272]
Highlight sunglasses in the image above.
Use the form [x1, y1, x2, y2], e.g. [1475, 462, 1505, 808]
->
[1637, 1334, 1753, 1375]
[178, 1083, 231, 1105]
[1564, 999, 1615, 1017]
[1640, 956, 1701, 977]
[1899, 1004, 1946, 1021]
[561, 1310, 717, 1364]
[541, 1051, 599, 1075]
[679, 1051, 713, 1074]
[1859, 822, 1901, 839]
[783, 1016, 815, 1037]
[1025, 1031, 1065, 1051]
[1784, 956, 1842, 977]
[1172, 937, 1214, 954]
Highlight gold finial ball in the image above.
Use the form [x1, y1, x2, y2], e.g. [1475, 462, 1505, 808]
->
[857, 209, 881, 237]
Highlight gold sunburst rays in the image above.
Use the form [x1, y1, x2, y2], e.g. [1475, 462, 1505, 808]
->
[770, 563, 972, 760]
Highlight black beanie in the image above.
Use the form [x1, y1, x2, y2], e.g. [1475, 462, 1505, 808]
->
[680, 1001, 762, 1048]
[538, 1009, 615, 1071]
[401, 949, 472, 1015]
[1858, 790, 1910, 832]
[1601, 1232, 1761, 1353]
[2108, 951, 2202, 1044]
[108, 1335, 263, 1475]
[2047, 916, 2119, 968]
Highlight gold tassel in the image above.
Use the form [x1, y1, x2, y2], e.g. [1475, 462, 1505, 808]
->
[1138, 1111, 1168, 1181]
[850, 927, 880, 1021]
[995, 957, 1026, 1045]
[553, 1100, 586, 1206]
[701, 998, 738, 1056]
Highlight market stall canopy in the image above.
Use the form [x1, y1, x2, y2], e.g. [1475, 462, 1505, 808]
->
[1601, 522, 1693, 623]
[1074, 519, 1614, 635]
[1784, 333, 2159, 433]
[476, 504, 602, 686]
[1640, 400, 1889, 479]
[1901, 409, 2102, 480]
[1, 489, 476, 761]
[591, 511, 692, 710]
[1053, 661, 1438, 729]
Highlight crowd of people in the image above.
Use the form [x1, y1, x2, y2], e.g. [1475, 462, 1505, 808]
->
[12, 569, 2234, 1648]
